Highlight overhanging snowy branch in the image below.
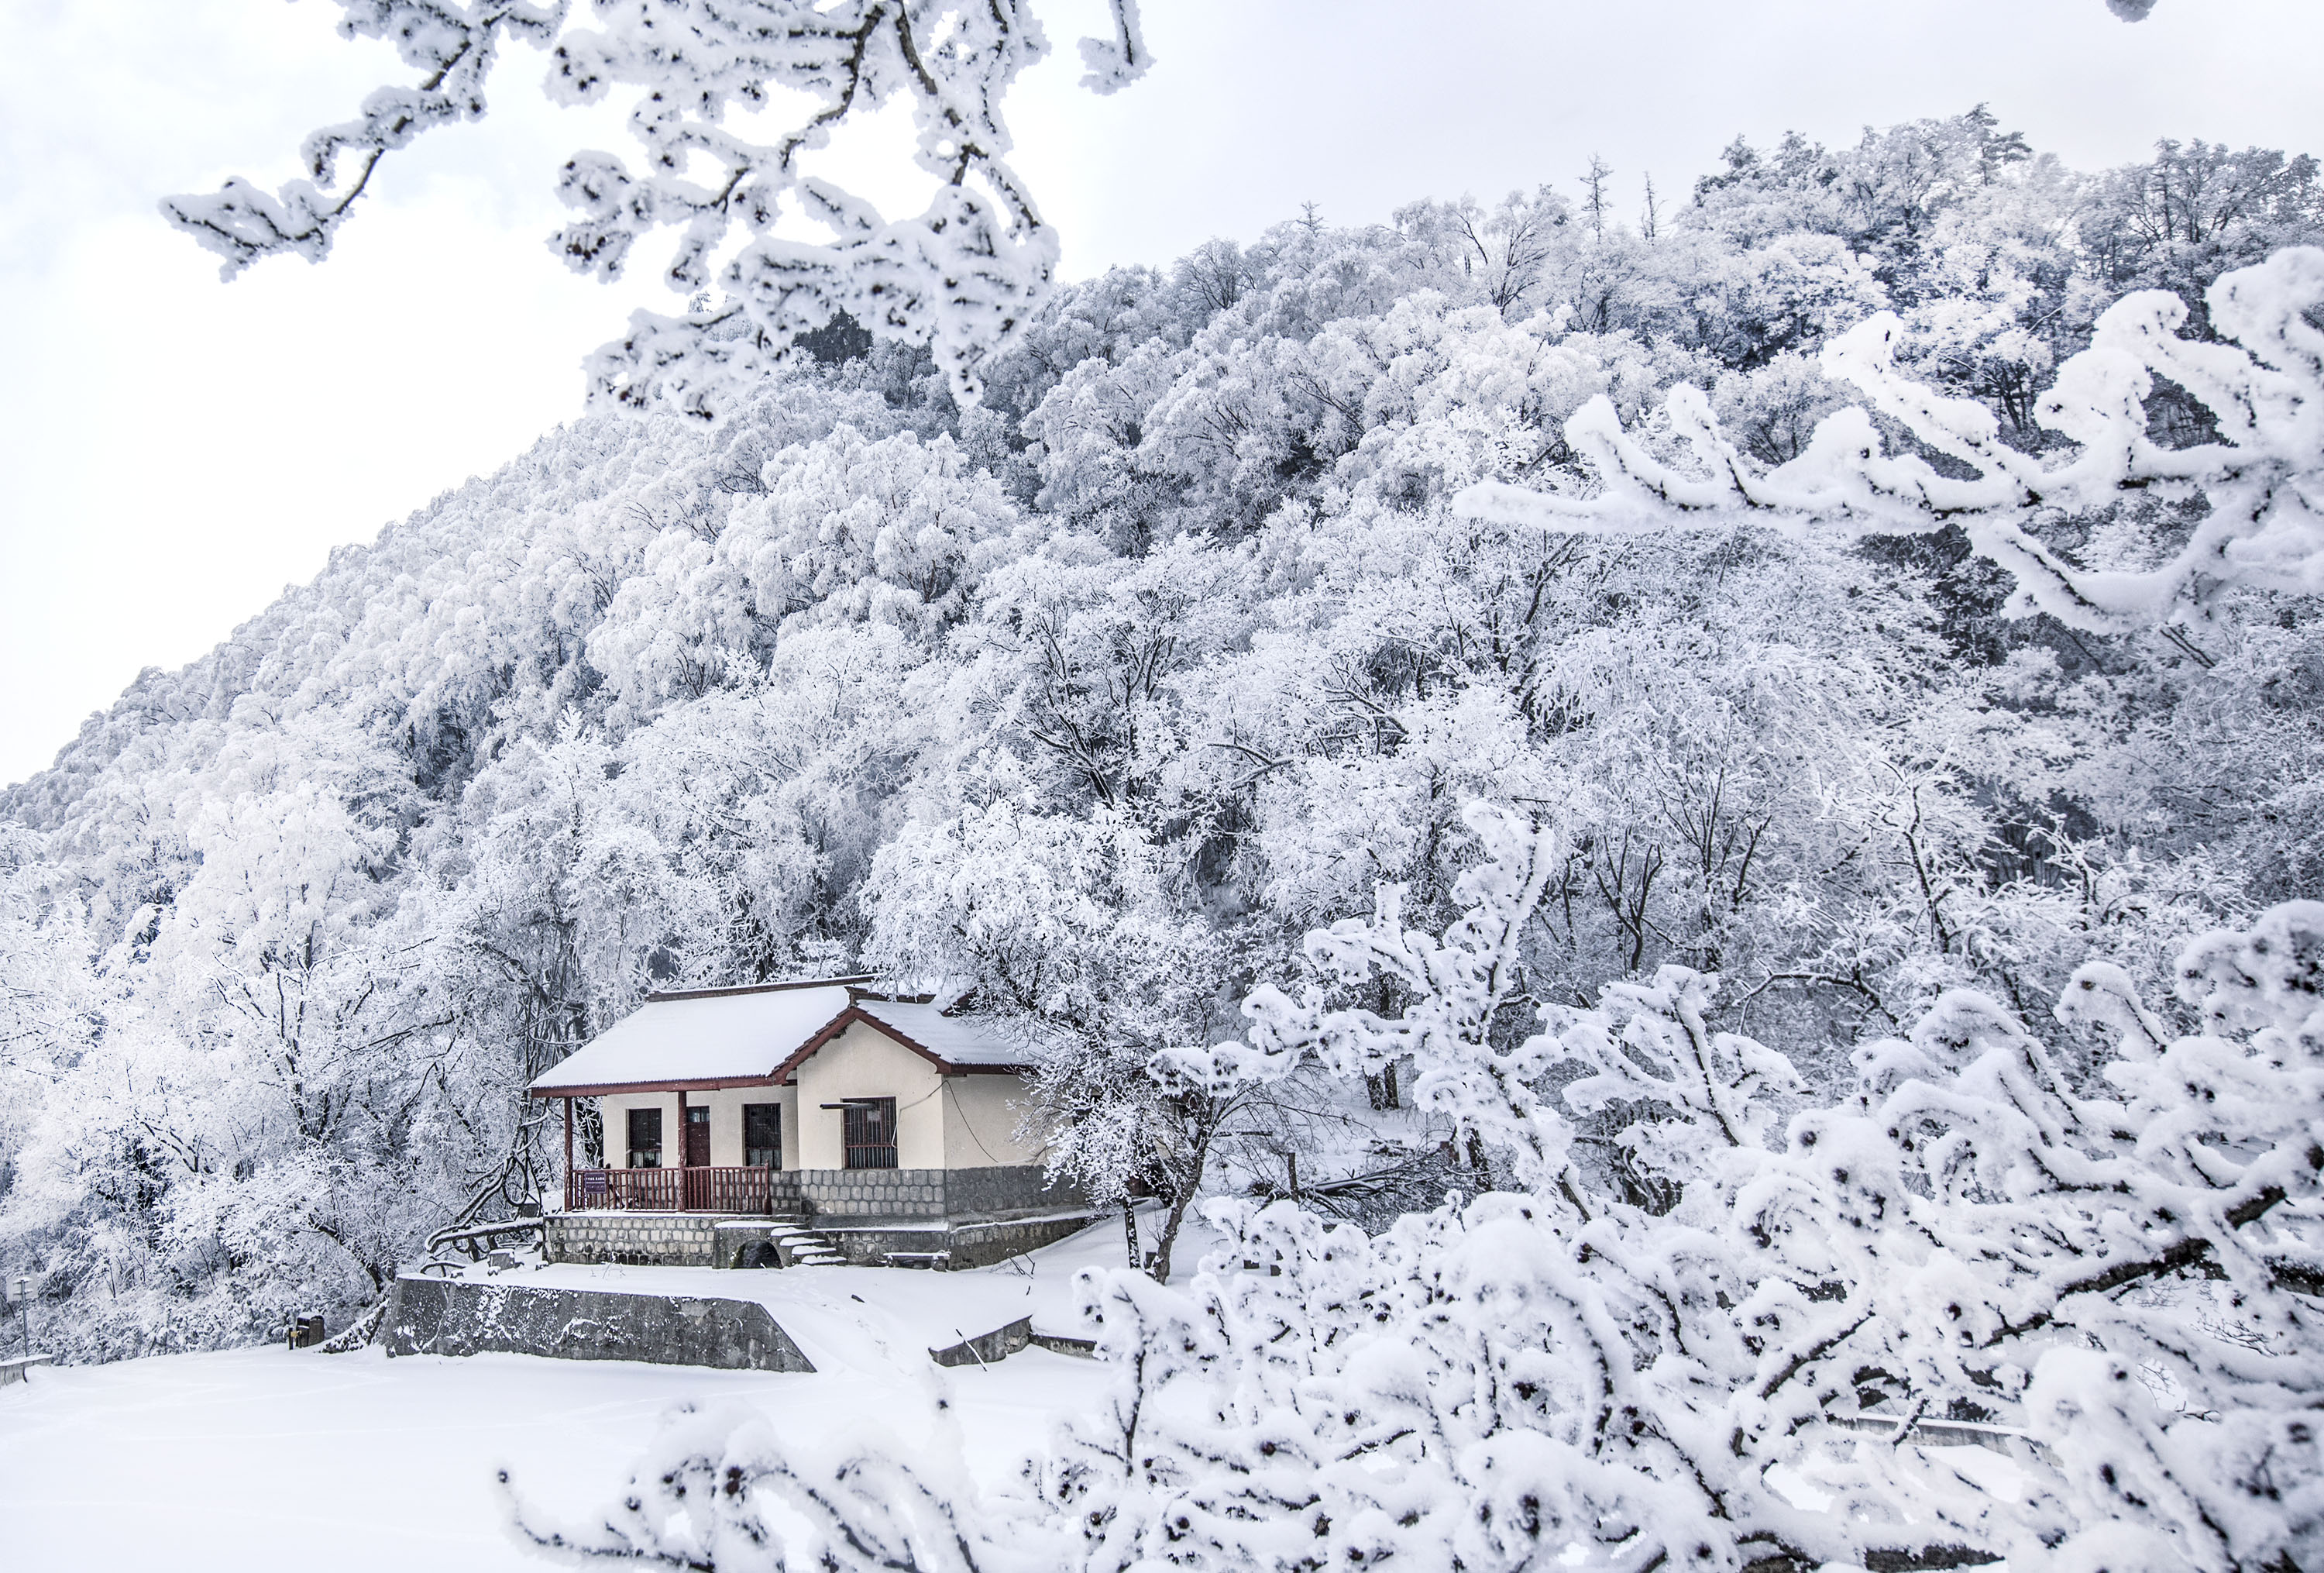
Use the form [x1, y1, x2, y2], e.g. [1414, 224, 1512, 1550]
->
[161, 2, 569, 276]
[160, 0, 1152, 413]
[1455, 246, 2324, 632]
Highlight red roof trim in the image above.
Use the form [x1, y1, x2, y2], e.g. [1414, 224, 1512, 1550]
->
[857, 1010, 1031, 1077]
[527, 1074, 786, 1100]
[768, 1004, 868, 1085]
[768, 1005, 1030, 1083]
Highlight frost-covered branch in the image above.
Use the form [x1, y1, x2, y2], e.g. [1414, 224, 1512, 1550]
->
[161, 3, 568, 275]
[1242, 800, 1579, 1191]
[162, 0, 1152, 411]
[1456, 246, 2324, 632]
[504, 1399, 1009, 1570]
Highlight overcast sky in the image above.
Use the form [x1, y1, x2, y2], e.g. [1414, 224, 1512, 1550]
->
[2, 0, 2318, 786]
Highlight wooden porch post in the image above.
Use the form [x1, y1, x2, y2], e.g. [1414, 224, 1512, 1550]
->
[563, 1096, 574, 1193]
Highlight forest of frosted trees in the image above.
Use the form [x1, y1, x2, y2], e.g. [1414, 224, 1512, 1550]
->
[2, 103, 2320, 1411]
[9, 101, 2315, 1348]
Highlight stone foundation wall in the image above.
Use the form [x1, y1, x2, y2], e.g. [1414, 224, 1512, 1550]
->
[544, 1212, 720, 1266]
[706, 1220, 793, 1269]
[798, 1167, 948, 1219]
[543, 1165, 1095, 1268]
[385, 1276, 814, 1371]
[823, 1211, 1098, 1269]
[797, 1163, 1086, 1220]
[940, 1164, 1088, 1219]
[943, 1212, 1100, 1268]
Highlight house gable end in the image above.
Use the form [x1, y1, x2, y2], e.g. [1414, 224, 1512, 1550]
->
[772, 1006, 1029, 1084]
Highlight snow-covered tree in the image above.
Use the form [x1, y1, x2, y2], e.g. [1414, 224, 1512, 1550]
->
[865, 794, 1243, 1279]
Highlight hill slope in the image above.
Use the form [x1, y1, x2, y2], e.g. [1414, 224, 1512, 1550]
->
[2, 110, 2320, 1358]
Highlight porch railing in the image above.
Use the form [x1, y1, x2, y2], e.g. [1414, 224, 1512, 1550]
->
[565, 1166, 782, 1213]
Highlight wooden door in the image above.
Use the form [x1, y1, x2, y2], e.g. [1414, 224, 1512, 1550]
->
[682, 1104, 712, 1208]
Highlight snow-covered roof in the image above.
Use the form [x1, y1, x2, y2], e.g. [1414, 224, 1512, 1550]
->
[528, 983, 1025, 1094]
[854, 999, 1027, 1068]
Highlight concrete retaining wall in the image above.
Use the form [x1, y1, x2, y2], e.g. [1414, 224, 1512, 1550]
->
[0, 1354, 56, 1386]
[930, 1317, 1032, 1368]
[385, 1275, 814, 1372]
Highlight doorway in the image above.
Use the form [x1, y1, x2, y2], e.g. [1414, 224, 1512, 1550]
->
[681, 1103, 713, 1207]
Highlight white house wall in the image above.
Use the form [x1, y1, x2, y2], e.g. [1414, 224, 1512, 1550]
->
[596, 1090, 676, 1167]
[583, 1021, 1034, 1174]
[692, 1086, 796, 1168]
[591, 1086, 797, 1169]
[793, 1021, 947, 1169]
[940, 1074, 1043, 1168]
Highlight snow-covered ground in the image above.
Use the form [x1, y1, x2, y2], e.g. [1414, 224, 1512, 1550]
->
[0, 1217, 1176, 1571]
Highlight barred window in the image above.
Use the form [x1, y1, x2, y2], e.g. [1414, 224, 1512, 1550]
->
[842, 1099, 897, 1170]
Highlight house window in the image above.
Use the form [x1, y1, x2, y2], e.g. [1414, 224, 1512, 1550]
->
[842, 1098, 898, 1170]
[744, 1103, 782, 1169]
[625, 1107, 663, 1169]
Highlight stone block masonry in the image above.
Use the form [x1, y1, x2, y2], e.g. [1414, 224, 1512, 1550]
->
[796, 1166, 950, 1219]
[544, 1212, 721, 1267]
[385, 1275, 814, 1372]
[823, 1211, 1099, 1268]
[541, 1165, 1097, 1269]
[796, 1164, 1087, 1220]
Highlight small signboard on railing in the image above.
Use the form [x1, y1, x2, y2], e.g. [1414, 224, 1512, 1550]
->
[582, 1171, 609, 1196]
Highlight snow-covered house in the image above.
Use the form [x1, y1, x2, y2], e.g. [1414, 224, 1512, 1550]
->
[527, 980, 1091, 1267]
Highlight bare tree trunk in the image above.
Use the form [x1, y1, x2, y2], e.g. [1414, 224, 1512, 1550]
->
[1150, 1180, 1197, 1284]
[1148, 1107, 1229, 1284]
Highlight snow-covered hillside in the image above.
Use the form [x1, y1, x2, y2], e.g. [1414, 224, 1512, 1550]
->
[2, 110, 2321, 1369]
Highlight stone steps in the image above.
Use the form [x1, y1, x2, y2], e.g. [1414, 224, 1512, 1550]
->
[765, 1222, 845, 1268]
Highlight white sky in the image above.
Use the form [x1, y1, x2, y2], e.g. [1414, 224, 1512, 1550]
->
[2, 0, 2318, 787]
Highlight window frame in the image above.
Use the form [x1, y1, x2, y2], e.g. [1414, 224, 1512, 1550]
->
[624, 1106, 663, 1170]
[742, 1103, 782, 1170]
[841, 1097, 899, 1170]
